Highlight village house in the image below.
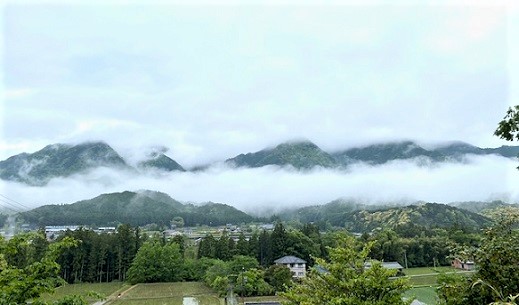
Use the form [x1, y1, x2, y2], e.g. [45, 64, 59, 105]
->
[274, 255, 306, 278]
[451, 258, 475, 271]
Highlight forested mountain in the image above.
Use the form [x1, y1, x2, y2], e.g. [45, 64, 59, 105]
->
[20, 191, 256, 227]
[226, 141, 338, 169]
[0, 142, 186, 185]
[1, 139, 518, 185]
[332, 141, 519, 166]
[332, 141, 445, 165]
[0, 142, 130, 185]
[280, 200, 493, 232]
[343, 202, 493, 232]
[138, 152, 185, 172]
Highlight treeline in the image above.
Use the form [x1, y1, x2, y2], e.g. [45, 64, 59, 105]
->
[2, 220, 481, 288]
[197, 223, 327, 266]
[56, 225, 143, 283]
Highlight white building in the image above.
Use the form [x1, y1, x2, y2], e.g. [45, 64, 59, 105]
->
[274, 255, 307, 278]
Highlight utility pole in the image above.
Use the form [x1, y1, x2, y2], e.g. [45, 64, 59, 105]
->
[404, 250, 408, 269]
[241, 267, 245, 304]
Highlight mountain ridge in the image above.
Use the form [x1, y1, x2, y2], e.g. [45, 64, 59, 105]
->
[19, 190, 257, 227]
[1, 139, 518, 185]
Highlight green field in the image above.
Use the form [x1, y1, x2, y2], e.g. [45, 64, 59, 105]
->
[39, 282, 126, 303]
[111, 282, 221, 305]
[405, 286, 438, 305]
[36, 268, 474, 305]
[403, 266, 455, 276]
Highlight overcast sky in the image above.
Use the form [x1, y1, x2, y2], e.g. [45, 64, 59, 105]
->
[1, 1, 519, 210]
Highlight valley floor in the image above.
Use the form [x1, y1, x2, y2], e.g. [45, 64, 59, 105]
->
[39, 267, 474, 305]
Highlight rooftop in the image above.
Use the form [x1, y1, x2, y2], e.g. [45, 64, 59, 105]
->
[274, 255, 306, 264]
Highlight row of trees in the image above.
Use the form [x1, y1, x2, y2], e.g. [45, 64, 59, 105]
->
[56, 224, 143, 283]
[197, 222, 479, 271]
[197, 223, 327, 266]
[0, 233, 94, 305]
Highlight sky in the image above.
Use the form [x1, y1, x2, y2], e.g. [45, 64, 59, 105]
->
[1, 1, 519, 212]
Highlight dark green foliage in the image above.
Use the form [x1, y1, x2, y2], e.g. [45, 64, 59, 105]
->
[138, 153, 185, 172]
[183, 257, 220, 281]
[0, 233, 90, 305]
[56, 225, 142, 283]
[271, 223, 288, 261]
[236, 232, 250, 256]
[235, 268, 273, 297]
[226, 140, 338, 169]
[197, 234, 217, 259]
[368, 229, 453, 268]
[495, 105, 519, 142]
[437, 272, 471, 305]
[265, 264, 293, 292]
[126, 241, 184, 284]
[258, 230, 273, 267]
[0, 142, 129, 185]
[21, 191, 256, 227]
[438, 209, 519, 304]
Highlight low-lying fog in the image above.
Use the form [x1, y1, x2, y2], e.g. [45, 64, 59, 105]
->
[1, 154, 517, 215]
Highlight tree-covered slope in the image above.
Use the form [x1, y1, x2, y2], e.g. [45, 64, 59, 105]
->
[20, 191, 256, 227]
[138, 153, 185, 172]
[226, 141, 338, 169]
[281, 200, 493, 232]
[332, 140, 519, 166]
[0, 142, 130, 185]
[343, 202, 493, 232]
[332, 141, 445, 165]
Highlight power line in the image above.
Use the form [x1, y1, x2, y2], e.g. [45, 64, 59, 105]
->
[0, 194, 33, 210]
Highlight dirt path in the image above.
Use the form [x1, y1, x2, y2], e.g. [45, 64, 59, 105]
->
[91, 284, 138, 305]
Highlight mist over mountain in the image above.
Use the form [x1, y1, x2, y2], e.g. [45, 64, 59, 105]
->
[0, 142, 130, 186]
[138, 152, 186, 172]
[0, 141, 185, 185]
[332, 140, 519, 166]
[225, 141, 338, 169]
[0, 139, 518, 214]
[0, 139, 518, 187]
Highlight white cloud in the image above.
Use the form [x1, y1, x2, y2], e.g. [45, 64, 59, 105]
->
[1, 155, 517, 214]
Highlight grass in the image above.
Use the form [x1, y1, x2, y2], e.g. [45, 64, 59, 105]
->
[405, 286, 438, 305]
[37, 268, 472, 305]
[39, 282, 126, 303]
[403, 266, 456, 276]
[110, 282, 221, 305]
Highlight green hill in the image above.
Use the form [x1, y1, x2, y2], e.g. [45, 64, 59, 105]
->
[226, 140, 338, 169]
[280, 200, 493, 232]
[20, 191, 256, 227]
[332, 141, 519, 166]
[138, 153, 185, 172]
[0, 142, 130, 185]
[343, 202, 493, 232]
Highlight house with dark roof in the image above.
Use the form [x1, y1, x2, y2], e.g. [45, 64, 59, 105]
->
[274, 255, 306, 278]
